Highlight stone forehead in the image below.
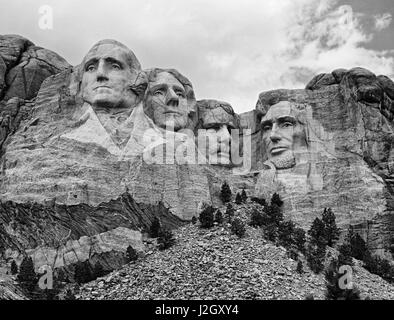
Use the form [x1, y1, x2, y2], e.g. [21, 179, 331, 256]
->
[146, 68, 195, 101]
[82, 39, 141, 71]
[197, 99, 234, 112]
[149, 71, 183, 87]
[262, 101, 304, 121]
[196, 100, 239, 128]
[200, 108, 236, 126]
[197, 100, 235, 118]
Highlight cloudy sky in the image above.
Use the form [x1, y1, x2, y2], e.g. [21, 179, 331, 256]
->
[1, 0, 393, 113]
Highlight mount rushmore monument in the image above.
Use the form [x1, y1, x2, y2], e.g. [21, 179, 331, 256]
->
[0, 34, 393, 278]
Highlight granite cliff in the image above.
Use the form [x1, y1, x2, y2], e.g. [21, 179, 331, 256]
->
[0, 35, 393, 290]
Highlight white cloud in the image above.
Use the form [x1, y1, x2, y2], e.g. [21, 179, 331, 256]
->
[374, 13, 392, 31]
[0, 0, 393, 113]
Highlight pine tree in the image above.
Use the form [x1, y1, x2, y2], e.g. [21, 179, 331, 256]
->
[363, 253, 394, 283]
[348, 231, 367, 260]
[157, 228, 175, 250]
[17, 256, 37, 293]
[199, 205, 215, 228]
[308, 217, 327, 248]
[93, 262, 105, 278]
[215, 210, 223, 224]
[74, 261, 92, 284]
[265, 203, 283, 226]
[296, 260, 303, 274]
[126, 245, 138, 262]
[235, 192, 243, 204]
[231, 218, 246, 238]
[264, 223, 278, 242]
[250, 208, 265, 227]
[11, 260, 18, 275]
[271, 193, 283, 207]
[220, 181, 232, 203]
[322, 208, 340, 247]
[150, 217, 161, 238]
[241, 189, 248, 203]
[338, 243, 353, 266]
[225, 203, 235, 223]
[278, 220, 295, 248]
[306, 243, 326, 274]
[251, 197, 266, 206]
[294, 227, 306, 253]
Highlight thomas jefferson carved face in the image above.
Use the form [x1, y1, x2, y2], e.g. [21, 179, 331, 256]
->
[80, 40, 141, 109]
[261, 101, 307, 169]
[197, 100, 238, 165]
[144, 71, 191, 131]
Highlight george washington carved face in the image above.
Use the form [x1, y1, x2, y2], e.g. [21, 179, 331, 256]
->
[80, 40, 143, 109]
[260, 101, 308, 169]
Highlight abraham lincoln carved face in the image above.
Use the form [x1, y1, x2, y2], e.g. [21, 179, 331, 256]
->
[260, 101, 308, 169]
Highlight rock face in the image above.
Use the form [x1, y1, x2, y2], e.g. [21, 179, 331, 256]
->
[254, 67, 394, 256]
[0, 34, 393, 288]
[0, 35, 70, 101]
[0, 192, 182, 277]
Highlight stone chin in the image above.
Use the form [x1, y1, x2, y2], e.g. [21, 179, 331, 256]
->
[268, 151, 296, 169]
[155, 114, 188, 131]
[83, 89, 138, 109]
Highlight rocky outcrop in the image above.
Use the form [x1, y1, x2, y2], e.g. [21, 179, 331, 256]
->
[0, 34, 70, 165]
[254, 67, 394, 256]
[0, 35, 70, 101]
[0, 192, 183, 277]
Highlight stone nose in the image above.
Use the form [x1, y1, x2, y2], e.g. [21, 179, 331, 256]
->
[96, 60, 109, 82]
[269, 123, 281, 142]
[166, 89, 179, 107]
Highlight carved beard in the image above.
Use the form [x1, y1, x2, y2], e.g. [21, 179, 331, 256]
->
[270, 151, 296, 169]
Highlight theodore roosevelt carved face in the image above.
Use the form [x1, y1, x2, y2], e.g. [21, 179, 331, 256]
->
[196, 100, 239, 166]
[260, 101, 308, 169]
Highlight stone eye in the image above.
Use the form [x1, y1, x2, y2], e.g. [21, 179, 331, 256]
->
[154, 89, 164, 96]
[112, 63, 121, 70]
[282, 122, 293, 128]
[86, 65, 96, 72]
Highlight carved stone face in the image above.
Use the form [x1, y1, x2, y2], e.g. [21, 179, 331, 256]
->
[198, 103, 237, 165]
[80, 41, 140, 109]
[144, 71, 190, 131]
[261, 101, 307, 169]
